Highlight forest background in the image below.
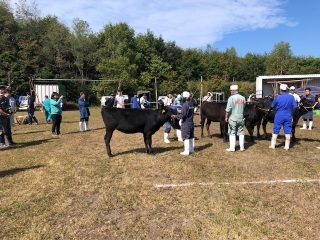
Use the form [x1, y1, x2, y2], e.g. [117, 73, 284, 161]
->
[1, 0, 320, 104]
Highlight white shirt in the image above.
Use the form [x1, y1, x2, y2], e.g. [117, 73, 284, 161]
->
[290, 93, 301, 102]
[164, 97, 173, 106]
[202, 96, 212, 102]
[115, 94, 125, 108]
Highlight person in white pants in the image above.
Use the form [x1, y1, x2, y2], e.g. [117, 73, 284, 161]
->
[225, 85, 246, 152]
[78, 92, 91, 132]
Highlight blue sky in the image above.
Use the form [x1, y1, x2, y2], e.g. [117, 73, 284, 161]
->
[9, 0, 320, 57]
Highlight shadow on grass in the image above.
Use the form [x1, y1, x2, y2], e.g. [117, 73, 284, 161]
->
[0, 165, 45, 178]
[16, 130, 47, 135]
[12, 138, 53, 149]
[62, 127, 105, 135]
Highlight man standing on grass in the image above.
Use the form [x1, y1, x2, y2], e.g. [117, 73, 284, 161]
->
[225, 85, 246, 152]
[300, 87, 315, 130]
[0, 85, 16, 147]
[269, 84, 297, 150]
[27, 92, 39, 125]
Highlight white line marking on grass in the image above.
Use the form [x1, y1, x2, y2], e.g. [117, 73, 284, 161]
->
[155, 179, 320, 188]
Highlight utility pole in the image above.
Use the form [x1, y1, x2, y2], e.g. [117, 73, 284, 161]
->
[200, 76, 203, 117]
[155, 77, 158, 109]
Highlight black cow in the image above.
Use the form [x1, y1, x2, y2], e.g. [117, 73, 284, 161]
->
[200, 101, 229, 142]
[253, 98, 313, 142]
[101, 107, 173, 157]
[200, 101, 263, 142]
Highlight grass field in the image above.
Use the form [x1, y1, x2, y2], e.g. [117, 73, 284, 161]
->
[1, 106, 320, 239]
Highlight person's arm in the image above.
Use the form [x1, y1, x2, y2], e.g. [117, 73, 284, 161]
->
[225, 97, 233, 122]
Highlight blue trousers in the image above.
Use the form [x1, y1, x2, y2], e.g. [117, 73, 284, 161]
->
[273, 113, 292, 134]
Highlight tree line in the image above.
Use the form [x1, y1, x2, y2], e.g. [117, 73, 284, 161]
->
[1, 0, 320, 103]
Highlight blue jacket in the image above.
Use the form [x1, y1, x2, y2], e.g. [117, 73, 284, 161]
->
[130, 97, 140, 108]
[271, 92, 297, 116]
[50, 98, 62, 115]
[28, 96, 35, 109]
[78, 97, 90, 118]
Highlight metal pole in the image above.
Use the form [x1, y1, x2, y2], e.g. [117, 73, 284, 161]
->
[200, 76, 203, 116]
[155, 77, 158, 109]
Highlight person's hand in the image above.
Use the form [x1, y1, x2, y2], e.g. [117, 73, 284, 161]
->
[60, 95, 64, 99]
[225, 117, 228, 122]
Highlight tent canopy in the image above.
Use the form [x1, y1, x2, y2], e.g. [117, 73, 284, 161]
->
[295, 85, 320, 97]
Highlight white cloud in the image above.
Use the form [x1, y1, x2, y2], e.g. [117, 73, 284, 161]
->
[9, 0, 296, 48]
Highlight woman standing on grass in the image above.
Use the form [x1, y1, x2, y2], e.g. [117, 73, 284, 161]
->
[50, 92, 63, 137]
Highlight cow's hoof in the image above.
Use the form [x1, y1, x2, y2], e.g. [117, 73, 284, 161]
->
[107, 153, 114, 157]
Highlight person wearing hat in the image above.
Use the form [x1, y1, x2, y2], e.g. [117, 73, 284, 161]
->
[42, 95, 51, 123]
[105, 94, 115, 108]
[300, 87, 315, 130]
[0, 85, 16, 147]
[289, 86, 301, 103]
[268, 84, 297, 150]
[130, 93, 140, 109]
[115, 89, 125, 108]
[26, 92, 39, 125]
[225, 85, 246, 152]
[203, 92, 212, 102]
[172, 91, 195, 155]
[78, 92, 91, 132]
[247, 92, 256, 102]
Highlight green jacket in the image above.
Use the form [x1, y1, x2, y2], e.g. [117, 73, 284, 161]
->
[225, 93, 246, 122]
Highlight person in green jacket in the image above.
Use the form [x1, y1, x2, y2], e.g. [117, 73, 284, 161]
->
[50, 92, 63, 136]
[225, 85, 246, 152]
[42, 95, 51, 123]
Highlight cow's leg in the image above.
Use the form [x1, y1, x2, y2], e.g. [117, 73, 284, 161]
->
[220, 121, 228, 142]
[104, 129, 114, 157]
[143, 133, 148, 153]
[256, 117, 262, 138]
[145, 133, 154, 154]
[291, 126, 296, 143]
[206, 120, 212, 138]
[200, 117, 205, 137]
[262, 118, 268, 139]
[245, 123, 254, 142]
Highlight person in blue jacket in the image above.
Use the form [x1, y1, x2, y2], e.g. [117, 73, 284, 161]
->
[173, 91, 195, 155]
[78, 92, 91, 132]
[42, 95, 51, 123]
[269, 84, 297, 150]
[27, 92, 39, 125]
[130, 93, 140, 109]
[50, 92, 63, 136]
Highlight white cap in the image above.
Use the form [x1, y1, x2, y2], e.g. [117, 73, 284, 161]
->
[280, 84, 288, 91]
[289, 86, 295, 90]
[182, 91, 190, 98]
[230, 85, 238, 90]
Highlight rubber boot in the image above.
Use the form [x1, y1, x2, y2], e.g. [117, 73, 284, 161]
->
[284, 134, 291, 150]
[164, 133, 170, 143]
[239, 135, 245, 151]
[300, 121, 307, 129]
[85, 121, 90, 131]
[189, 138, 195, 153]
[180, 139, 190, 155]
[226, 135, 236, 152]
[79, 122, 83, 132]
[308, 121, 313, 130]
[269, 134, 278, 149]
[176, 129, 183, 141]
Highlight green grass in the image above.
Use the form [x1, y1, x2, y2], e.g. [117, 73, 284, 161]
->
[1, 108, 320, 239]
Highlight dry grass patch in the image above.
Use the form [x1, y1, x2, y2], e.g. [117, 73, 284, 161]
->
[1, 107, 320, 239]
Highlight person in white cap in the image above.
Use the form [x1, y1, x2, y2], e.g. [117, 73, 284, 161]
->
[225, 85, 246, 152]
[268, 84, 297, 150]
[300, 87, 315, 130]
[172, 91, 195, 155]
[289, 86, 301, 103]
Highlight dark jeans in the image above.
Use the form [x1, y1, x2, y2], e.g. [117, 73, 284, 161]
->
[51, 114, 62, 135]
